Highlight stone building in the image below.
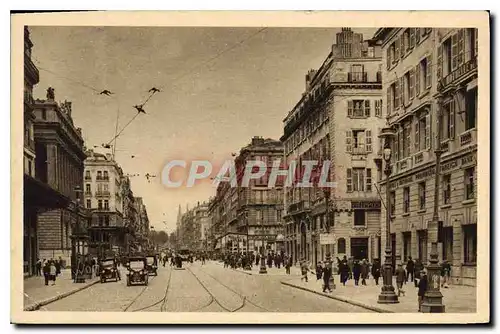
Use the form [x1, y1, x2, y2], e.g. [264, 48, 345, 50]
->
[32, 90, 89, 267]
[373, 27, 477, 285]
[134, 197, 150, 251]
[282, 28, 383, 266]
[84, 150, 128, 257]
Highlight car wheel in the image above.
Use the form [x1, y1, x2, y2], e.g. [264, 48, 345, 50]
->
[127, 277, 130, 286]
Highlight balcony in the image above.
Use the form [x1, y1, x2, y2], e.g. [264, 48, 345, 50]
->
[348, 72, 368, 83]
[397, 157, 413, 173]
[459, 129, 477, 147]
[95, 191, 111, 197]
[352, 147, 367, 155]
[287, 200, 311, 215]
[96, 176, 110, 181]
[84, 175, 92, 181]
[440, 58, 478, 91]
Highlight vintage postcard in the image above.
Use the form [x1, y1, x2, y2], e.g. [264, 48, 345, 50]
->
[11, 11, 490, 324]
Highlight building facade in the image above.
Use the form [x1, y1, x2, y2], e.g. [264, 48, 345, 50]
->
[374, 27, 477, 285]
[32, 90, 89, 266]
[84, 150, 128, 257]
[282, 28, 383, 266]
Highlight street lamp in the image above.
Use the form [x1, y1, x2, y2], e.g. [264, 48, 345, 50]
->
[244, 211, 252, 270]
[72, 185, 86, 283]
[421, 103, 446, 312]
[377, 126, 398, 304]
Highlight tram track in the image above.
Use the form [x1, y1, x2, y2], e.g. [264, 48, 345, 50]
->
[187, 265, 270, 312]
[122, 268, 173, 312]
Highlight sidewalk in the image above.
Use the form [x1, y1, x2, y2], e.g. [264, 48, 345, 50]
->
[281, 276, 476, 313]
[23, 269, 99, 311]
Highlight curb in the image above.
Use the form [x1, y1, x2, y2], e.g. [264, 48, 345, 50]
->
[280, 280, 394, 313]
[24, 279, 100, 311]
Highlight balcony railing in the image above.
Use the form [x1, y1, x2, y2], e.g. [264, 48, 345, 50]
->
[348, 72, 368, 83]
[352, 147, 367, 155]
[440, 57, 478, 90]
[95, 191, 110, 197]
[287, 200, 311, 215]
[459, 129, 476, 147]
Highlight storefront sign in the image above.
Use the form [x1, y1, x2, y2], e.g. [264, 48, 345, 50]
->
[249, 234, 277, 241]
[351, 201, 381, 210]
[320, 233, 335, 245]
[440, 159, 459, 172]
[462, 154, 476, 166]
[415, 167, 435, 181]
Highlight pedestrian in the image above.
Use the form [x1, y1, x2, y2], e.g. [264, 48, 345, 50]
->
[285, 256, 292, 275]
[395, 263, 406, 296]
[414, 259, 423, 287]
[35, 258, 42, 276]
[340, 256, 349, 286]
[441, 260, 451, 288]
[316, 261, 323, 281]
[406, 256, 415, 283]
[42, 260, 50, 286]
[49, 260, 57, 285]
[348, 256, 354, 280]
[352, 260, 361, 286]
[360, 259, 369, 286]
[417, 270, 428, 312]
[256, 253, 260, 266]
[371, 258, 381, 285]
[300, 259, 310, 282]
[55, 257, 61, 277]
[322, 255, 333, 293]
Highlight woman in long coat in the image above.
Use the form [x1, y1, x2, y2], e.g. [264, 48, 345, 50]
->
[360, 259, 370, 286]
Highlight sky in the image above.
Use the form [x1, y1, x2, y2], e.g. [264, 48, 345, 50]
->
[30, 26, 376, 234]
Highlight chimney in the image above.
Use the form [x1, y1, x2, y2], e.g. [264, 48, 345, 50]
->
[105, 153, 112, 161]
[251, 136, 265, 146]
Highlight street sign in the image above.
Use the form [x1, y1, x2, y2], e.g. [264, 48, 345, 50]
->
[320, 233, 335, 245]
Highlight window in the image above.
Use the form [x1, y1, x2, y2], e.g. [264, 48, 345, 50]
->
[386, 84, 395, 116]
[463, 224, 477, 264]
[414, 112, 430, 152]
[442, 101, 455, 140]
[350, 64, 365, 82]
[104, 216, 110, 227]
[418, 182, 426, 210]
[348, 100, 364, 118]
[338, 238, 346, 254]
[103, 184, 109, 193]
[86, 199, 91, 208]
[402, 121, 411, 158]
[352, 168, 365, 192]
[387, 43, 394, 69]
[85, 171, 91, 180]
[103, 171, 109, 180]
[352, 129, 365, 151]
[465, 167, 475, 200]
[403, 29, 411, 53]
[375, 99, 382, 117]
[85, 184, 91, 193]
[403, 187, 410, 213]
[346, 169, 352, 192]
[354, 210, 366, 226]
[468, 28, 478, 60]
[390, 191, 396, 216]
[366, 169, 372, 192]
[443, 174, 451, 205]
[442, 37, 453, 77]
[403, 71, 410, 105]
[97, 171, 102, 180]
[98, 200, 103, 210]
[409, 28, 416, 49]
[409, 68, 415, 100]
[465, 87, 477, 130]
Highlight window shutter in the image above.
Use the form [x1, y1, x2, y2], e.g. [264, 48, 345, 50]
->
[410, 68, 415, 100]
[414, 117, 420, 151]
[394, 80, 400, 109]
[415, 63, 421, 96]
[452, 33, 458, 70]
[427, 55, 433, 88]
[364, 100, 371, 117]
[386, 48, 391, 69]
[425, 112, 431, 149]
[366, 169, 372, 192]
[346, 168, 352, 193]
[366, 130, 372, 152]
[395, 38, 400, 62]
[410, 28, 416, 48]
[346, 130, 352, 152]
[458, 28, 465, 66]
[348, 100, 353, 117]
[450, 101, 455, 139]
[375, 99, 382, 118]
[400, 76, 405, 107]
[386, 88, 392, 115]
[398, 128, 404, 160]
[416, 28, 421, 44]
[400, 34, 405, 59]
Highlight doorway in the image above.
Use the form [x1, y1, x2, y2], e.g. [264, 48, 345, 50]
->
[350, 237, 368, 260]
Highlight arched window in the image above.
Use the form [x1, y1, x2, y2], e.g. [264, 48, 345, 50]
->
[338, 238, 346, 254]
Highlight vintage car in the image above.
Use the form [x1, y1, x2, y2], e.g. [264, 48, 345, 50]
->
[145, 255, 158, 276]
[126, 257, 149, 286]
[99, 258, 121, 283]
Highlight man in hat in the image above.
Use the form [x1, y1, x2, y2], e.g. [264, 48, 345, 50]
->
[322, 254, 334, 293]
[300, 258, 310, 282]
[417, 269, 428, 312]
[395, 262, 407, 296]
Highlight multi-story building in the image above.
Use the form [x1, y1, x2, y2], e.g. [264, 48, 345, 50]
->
[194, 201, 210, 251]
[32, 90, 89, 267]
[207, 136, 284, 256]
[282, 28, 383, 266]
[373, 27, 477, 285]
[121, 176, 139, 254]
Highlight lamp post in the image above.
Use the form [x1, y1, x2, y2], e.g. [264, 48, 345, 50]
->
[72, 185, 86, 283]
[377, 127, 398, 304]
[421, 101, 445, 312]
[259, 231, 267, 274]
[244, 211, 252, 270]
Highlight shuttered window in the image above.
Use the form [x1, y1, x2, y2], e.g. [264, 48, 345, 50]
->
[409, 68, 415, 100]
[395, 38, 400, 63]
[346, 130, 352, 152]
[394, 80, 400, 109]
[416, 28, 421, 44]
[346, 168, 353, 192]
[452, 33, 459, 70]
[386, 88, 392, 116]
[415, 63, 421, 96]
[457, 28, 465, 66]
[364, 100, 371, 117]
[347, 100, 353, 117]
[426, 55, 432, 88]
[366, 169, 372, 192]
[425, 113, 431, 149]
[375, 99, 382, 118]
[366, 130, 372, 152]
[414, 117, 420, 151]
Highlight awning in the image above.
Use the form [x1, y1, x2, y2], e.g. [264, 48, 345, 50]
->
[23, 174, 70, 209]
[467, 78, 478, 91]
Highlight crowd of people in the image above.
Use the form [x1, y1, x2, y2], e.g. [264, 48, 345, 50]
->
[35, 257, 63, 286]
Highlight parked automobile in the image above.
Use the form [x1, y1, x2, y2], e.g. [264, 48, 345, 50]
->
[126, 257, 148, 286]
